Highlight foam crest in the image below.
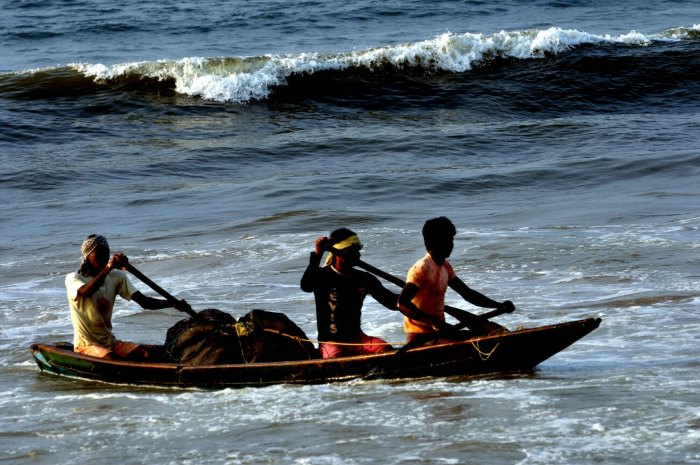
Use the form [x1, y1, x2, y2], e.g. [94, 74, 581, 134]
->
[71, 26, 694, 103]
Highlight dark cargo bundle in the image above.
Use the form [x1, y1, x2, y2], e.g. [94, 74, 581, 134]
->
[165, 308, 318, 365]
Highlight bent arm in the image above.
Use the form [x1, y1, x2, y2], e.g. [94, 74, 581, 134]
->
[301, 236, 329, 292]
[131, 291, 193, 314]
[449, 277, 513, 311]
[300, 251, 323, 292]
[75, 267, 111, 299]
[397, 282, 419, 313]
[369, 278, 400, 311]
[131, 291, 178, 310]
[397, 283, 450, 330]
[75, 254, 122, 299]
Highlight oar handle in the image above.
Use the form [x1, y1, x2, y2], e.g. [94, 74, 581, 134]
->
[124, 263, 198, 318]
[358, 258, 406, 288]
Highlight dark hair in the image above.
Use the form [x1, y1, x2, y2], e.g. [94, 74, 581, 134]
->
[422, 217, 456, 250]
[329, 228, 357, 245]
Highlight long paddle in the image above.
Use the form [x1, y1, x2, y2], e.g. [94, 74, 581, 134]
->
[328, 247, 511, 334]
[124, 263, 198, 318]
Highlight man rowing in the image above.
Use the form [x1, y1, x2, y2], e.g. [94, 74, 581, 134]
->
[398, 217, 515, 345]
[300, 228, 398, 358]
[65, 234, 192, 360]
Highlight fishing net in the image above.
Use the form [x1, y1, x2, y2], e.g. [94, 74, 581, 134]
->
[164, 308, 318, 365]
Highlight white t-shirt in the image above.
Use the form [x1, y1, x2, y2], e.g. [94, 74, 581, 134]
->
[65, 270, 138, 349]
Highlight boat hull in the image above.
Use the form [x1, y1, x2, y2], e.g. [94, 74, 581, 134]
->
[30, 318, 601, 388]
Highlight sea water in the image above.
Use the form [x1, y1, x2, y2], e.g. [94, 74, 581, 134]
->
[0, 1, 698, 464]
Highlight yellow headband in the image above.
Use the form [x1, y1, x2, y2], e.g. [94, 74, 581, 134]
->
[333, 235, 362, 250]
[324, 234, 362, 266]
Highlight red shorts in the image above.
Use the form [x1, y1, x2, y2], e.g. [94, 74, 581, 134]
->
[320, 333, 393, 359]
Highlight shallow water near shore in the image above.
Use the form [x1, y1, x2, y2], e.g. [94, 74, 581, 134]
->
[1, 1, 699, 464]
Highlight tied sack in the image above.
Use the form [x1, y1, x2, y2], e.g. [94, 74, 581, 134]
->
[164, 308, 318, 365]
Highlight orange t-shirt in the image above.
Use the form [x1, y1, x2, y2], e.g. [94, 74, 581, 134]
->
[403, 253, 456, 334]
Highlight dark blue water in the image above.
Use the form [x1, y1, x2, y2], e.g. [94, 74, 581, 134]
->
[1, 1, 698, 464]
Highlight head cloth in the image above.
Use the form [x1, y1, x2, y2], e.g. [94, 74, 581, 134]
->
[81, 234, 109, 258]
[324, 234, 362, 266]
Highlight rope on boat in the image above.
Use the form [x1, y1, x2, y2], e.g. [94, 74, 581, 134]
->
[167, 320, 511, 359]
[470, 340, 500, 361]
[261, 328, 400, 346]
[232, 322, 251, 363]
[263, 328, 512, 353]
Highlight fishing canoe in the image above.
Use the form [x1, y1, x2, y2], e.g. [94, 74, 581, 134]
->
[30, 317, 601, 389]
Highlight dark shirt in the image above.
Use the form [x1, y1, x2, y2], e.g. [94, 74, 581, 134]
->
[300, 252, 397, 342]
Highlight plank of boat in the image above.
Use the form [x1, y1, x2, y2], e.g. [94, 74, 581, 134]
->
[29, 317, 601, 388]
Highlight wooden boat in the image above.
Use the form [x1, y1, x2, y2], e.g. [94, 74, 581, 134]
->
[30, 317, 601, 389]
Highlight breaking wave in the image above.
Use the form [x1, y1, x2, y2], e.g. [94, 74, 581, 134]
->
[2, 25, 699, 104]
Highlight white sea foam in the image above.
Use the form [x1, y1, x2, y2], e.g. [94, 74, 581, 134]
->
[71, 27, 690, 103]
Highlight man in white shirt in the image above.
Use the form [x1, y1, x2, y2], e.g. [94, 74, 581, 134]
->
[65, 234, 191, 360]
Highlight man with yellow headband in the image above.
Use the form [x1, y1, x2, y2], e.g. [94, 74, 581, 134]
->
[300, 228, 398, 358]
[65, 234, 192, 360]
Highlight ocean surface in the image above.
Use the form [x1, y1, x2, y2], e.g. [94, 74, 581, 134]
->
[1, 0, 699, 464]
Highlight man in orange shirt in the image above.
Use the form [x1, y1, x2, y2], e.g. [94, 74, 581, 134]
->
[398, 217, 514, 344]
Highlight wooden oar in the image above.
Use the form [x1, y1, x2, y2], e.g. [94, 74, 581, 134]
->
[451, 307, 512, 331]
[327, 247, 511, 333]
[124, 263, 198, 318]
